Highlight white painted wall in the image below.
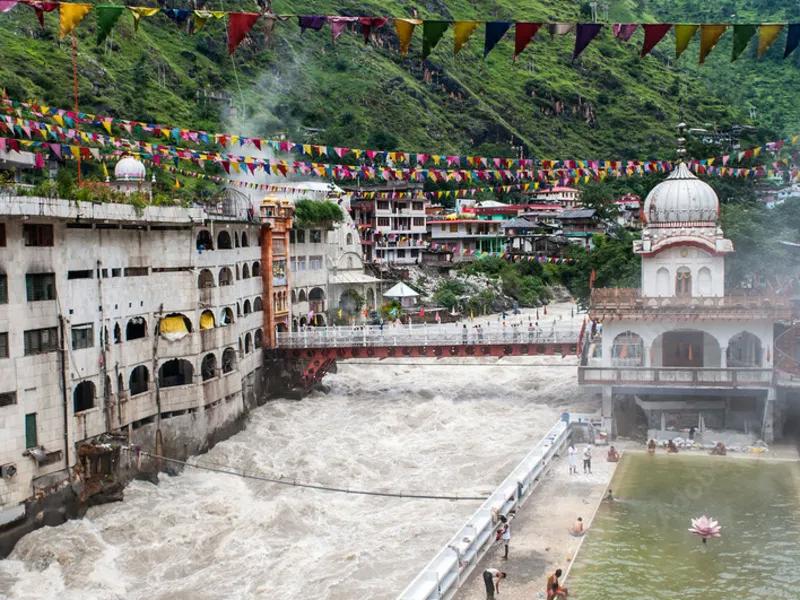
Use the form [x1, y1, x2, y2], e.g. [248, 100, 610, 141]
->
[641, 246, 725, 297]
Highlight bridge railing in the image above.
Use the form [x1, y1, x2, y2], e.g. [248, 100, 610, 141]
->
[276, 324, 579, 349]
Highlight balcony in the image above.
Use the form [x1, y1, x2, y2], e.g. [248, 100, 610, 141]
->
[589, 288, 792, 320]
[578, 366, 774, 388]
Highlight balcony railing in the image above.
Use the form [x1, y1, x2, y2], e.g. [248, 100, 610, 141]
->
[590, 288, 792, 318]
[578, 366, 774, 387]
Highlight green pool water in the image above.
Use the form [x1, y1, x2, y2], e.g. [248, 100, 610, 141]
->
[568, 453, 800, 600]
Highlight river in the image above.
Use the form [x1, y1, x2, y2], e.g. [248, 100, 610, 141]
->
[0, 352, 583, 600]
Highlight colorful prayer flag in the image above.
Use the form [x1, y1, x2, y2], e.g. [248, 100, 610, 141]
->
[785, 24, 800, 58]
[129, 7, 160, 32]
[675, 24, 699, 58]
[731, 24, 757, 61]
[59, 2, 92, 38]
[641, 24, 672, 57]
[453, 21, 479, 54]
[422, 20, 449, 59]
[395, 18, 421, 55]
[514, 22, 541, 60]
[96, 5, 124, 45]
[699, 24, 727, 63]
[484, 21, 512, 58]
[612, 23, 638, 41]
[757, 24, 783, 57]
[573, 23, 602, 60]
[228, 12, 260, 55]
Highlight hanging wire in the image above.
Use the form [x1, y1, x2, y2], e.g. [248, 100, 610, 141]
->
[123, 447, 488, 501]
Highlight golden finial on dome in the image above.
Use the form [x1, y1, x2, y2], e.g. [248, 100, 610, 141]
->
[676, 122, 687, 162]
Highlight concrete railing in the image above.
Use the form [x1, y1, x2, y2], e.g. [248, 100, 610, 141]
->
[396, 418, 572, 600]
[276, 324, 579, 349]
[578, 366, 774, 387]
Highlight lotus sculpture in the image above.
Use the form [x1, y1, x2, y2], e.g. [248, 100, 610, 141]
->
[689, 515, 721, 543]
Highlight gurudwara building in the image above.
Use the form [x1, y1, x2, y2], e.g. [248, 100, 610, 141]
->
[580, 162, 797, 443]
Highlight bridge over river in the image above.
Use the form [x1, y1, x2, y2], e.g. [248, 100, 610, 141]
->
[272, 322, 583, 390]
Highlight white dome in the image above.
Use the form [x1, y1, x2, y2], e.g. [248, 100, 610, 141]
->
[114, 156, 146, 182]
[643, 162, 719, 223]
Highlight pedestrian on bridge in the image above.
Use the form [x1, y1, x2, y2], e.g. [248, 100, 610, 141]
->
[482, 568, 506, 600]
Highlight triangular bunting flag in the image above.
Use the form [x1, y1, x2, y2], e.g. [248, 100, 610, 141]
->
[227, 12, 260, 55]
[129, 7, 160, 32]
[298, 15, 326, 33]
[675, 24, 699, 58]
[484, 21, 512, 58]
[359, 16, 387, 43]
[422, 21, 449, 59]
[514, 22, 541, 60]
[453, 21, 479, 54]
[612, 23, 638, 41]
[329, 16, 357, 41]
[548, 23, 574, 36]
[573, 23, 602, 60]
[59, 2, 92, 38]
[641, 24, 672, 57]
[395, 18, 421, 55]
[0, 1, 18, 13]
[731, 24, 757, 61]
[96, 5, 124, 45]
[193, 10, 225, 33]
[785, 24, 800, 58]
[757, 24, 783, 57]
[699, 24, 727, 63]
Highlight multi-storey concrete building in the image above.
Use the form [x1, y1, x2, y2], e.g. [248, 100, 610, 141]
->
[347, 184, 429, 267]
[0, 159, 268, 549]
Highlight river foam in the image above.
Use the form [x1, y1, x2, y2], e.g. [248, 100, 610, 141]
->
[1, 352, 583, 600]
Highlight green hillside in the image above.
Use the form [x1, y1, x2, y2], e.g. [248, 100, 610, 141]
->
[0, 0, 797, 161]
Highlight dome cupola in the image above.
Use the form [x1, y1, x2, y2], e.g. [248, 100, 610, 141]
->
[643, 162, 719, 223]
[114, 155, 146, 182]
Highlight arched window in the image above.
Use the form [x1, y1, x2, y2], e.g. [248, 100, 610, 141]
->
[242, 263, 250, 279]
[113, 322, 122, 344]
[241, 231, 249, 247]
[243, 299, 252, 315]
[727, 331, 763, 367]
[656, 267, 670, 297]
[236, 301, 242, 317]
[102, 325, 109, 347]
[234, 232, 240, 248]
[158, 359, 194, 388]
[698, 267, 712, 296]
[217, 230, 232, 250]
[347, 256, 354, 269]
[254, 296, 263, 312]
[309, 287, 325, 300]
[117, 372, 124, 394]
[201, 353, 217, 381]
[291, 290, 297, 303]
[244, 332, 252, 354]
[200, 309, 216, 330]
[221, 307, 234, 325]
[126, 317, 147, 341]
[611, 332, 644, 367]
[129, 365, 149, 395]
[219, 267, 234, 286]
[196, 230, 213, 251]
[346, 233, 353, 245]
[198, 269, 215, 288]
[252, 261, 261, 277]
[235, 264, 240, 280]
[254, 329, 263, 348]
[675, 266, 692, 297]
[222, 347, 236, 373]
[160, 313, 192, 338]
[298, 289, 307, 302]
[73, 381, 96, 413]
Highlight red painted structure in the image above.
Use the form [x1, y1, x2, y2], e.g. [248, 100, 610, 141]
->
[276, 341, 579, 390]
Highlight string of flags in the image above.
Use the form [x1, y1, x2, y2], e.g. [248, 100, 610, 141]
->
[1, 1, 799, 63]
[5, 134, 795, 190]
[4, 97, 799, 171]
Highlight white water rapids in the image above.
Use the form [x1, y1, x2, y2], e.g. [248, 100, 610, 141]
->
[1, 311, 587, 599]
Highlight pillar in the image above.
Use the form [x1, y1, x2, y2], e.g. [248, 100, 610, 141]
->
[762, 388, 776, 443]
[261, 223, 275, 348]
[601, 386, 614, 437]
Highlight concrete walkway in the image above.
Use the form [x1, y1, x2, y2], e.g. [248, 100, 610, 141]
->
[455, 446, 621, 600]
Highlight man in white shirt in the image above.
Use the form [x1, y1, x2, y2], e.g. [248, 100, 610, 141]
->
[568, 444, 577, 475]
[482, 568, 507, 599]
